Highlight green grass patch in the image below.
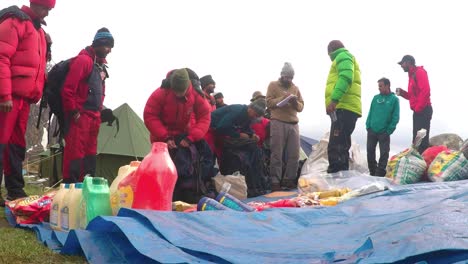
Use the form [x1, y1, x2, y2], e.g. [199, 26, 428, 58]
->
[1, 184, 87, 263]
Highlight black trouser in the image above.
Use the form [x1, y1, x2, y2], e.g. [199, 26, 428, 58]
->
[0, 144, 27, 199]
[327, 109, 359, 173]
[367, 130, 390, 176]
[413, 105, 433, 154]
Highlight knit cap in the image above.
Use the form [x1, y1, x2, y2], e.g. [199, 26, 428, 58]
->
[280, 62, 294, 77]
[213, 92, 224, 99]
[171, 69, 190, 93]
[30, 0, 56, 9]
[250, 91, 266, 102]
[92, 27, 114, 48]
[200, 75, 215, 88]
[249, 98, 266, 116]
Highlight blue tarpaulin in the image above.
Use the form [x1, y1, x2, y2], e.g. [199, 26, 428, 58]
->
[300, 135, 318, 156]
[8, 178, 468, 263]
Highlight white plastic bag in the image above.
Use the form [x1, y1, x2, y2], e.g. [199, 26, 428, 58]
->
[212, 172, 248, 200]
[298, 170, 392, 193]
[300, 132, 369, 176]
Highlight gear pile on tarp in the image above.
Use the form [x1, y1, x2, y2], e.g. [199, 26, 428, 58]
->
[386, 129, 468, 184]
[4, 129, 468, 263]
[6, 175, 467, 264]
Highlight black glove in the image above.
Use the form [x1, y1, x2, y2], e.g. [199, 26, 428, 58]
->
[101, 108, 115, 125]
[174, 133, 188, 145]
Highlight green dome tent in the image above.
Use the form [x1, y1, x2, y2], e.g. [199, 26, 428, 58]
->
[40, 103, 151, 185]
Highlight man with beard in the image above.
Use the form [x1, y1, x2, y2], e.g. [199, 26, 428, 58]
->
[213, 92, 227, 109]
[366, 77, 400, 176]
[395, 55, 432, 154]
[0, 0, 56, 204]
[200, 75, 217, 112]
[60, 27, 114, 183]
[266, 62, 304, 190]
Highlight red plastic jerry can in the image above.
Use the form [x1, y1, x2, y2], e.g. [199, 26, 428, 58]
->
[132, 142, 178, 210]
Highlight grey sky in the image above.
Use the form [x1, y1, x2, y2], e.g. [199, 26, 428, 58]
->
[3, 0, 467, 151]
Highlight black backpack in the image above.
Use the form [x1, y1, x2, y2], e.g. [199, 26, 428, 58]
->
[39, 58, 73, 140]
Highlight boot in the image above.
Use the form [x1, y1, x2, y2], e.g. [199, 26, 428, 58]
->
[281, 178, 297, 190]
[6, 188, 28, 201]
[271, 182, 282, 192]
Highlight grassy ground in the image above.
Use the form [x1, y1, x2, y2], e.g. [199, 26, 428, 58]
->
[1, 185, 87, 264]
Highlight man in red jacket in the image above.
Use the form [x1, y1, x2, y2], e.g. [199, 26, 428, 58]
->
[200, 75, 217, 112]
[61, 27, 114, 183]
[396, 55, 432, 153]
[250, 91, 270, 147]
[0, 0, 56, 204]
[144, 69, 214, 202]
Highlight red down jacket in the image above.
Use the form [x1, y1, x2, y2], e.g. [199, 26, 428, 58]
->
[61, 47, 107, 116]
[144, 84, 211, 143]
[0, 6, 47, 103]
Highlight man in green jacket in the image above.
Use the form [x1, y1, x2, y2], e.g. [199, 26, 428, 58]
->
[325, 40, 361, 173]
[366, 78, 400, 176]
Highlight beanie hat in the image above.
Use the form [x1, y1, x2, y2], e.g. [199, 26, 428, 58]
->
[30, 0, 56, 9]
[280, 62, 294, 77]
[250, 91, 266, 102]
[213, 92, 224, 99]
[249, 98, 266, 116]
[92, 27, 114, 48]
[327, 40, 345, 54]
[171, 69, 190, 93]
[200, 75, 215, 88]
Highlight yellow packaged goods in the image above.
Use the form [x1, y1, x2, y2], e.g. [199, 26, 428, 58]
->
[319, 197, 340, 206]
[297, 188, 350, 207]
[317, 188, 351, 199]
[427, 150, 468, 182]
[172, 201, 195, 212]
[297, 174, 330, 193]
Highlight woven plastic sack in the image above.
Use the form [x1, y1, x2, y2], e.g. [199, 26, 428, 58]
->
[422, 145, 449, 168]
[427, 150, 468, 182]
[386, 148, 427, 184]
[421, 145, 449, 181]
[386, 129, 428, 184]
